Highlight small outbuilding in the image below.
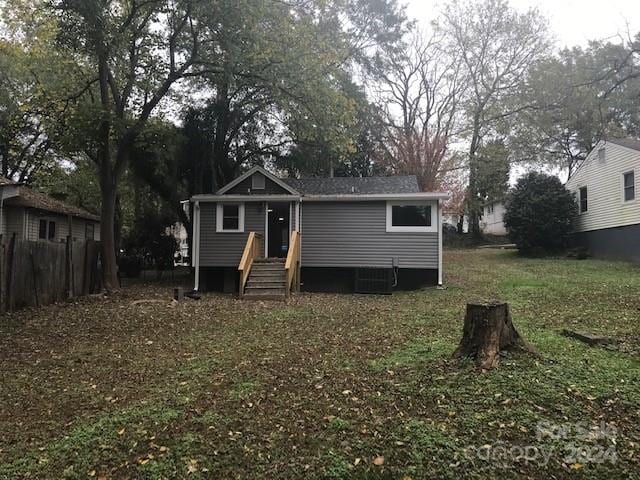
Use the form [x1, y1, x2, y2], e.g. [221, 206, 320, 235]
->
[0, 177, 101, 242]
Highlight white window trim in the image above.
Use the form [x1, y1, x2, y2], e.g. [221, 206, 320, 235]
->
[622, 170, 636, 203]
[578, 185, 588, 214]
[216, 203, 245, 233]
[386, 201, 437, 233]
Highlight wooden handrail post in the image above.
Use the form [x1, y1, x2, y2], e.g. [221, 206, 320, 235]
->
[284, 230, 301, 297]
[238, 232, 263, 297]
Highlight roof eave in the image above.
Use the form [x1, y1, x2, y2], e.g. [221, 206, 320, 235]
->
[301, 192, 450, 201]
[191, 194, 301, 202]
[191, 192, 449, 202]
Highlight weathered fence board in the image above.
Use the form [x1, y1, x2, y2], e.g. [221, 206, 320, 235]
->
[1, 238, 101, 313]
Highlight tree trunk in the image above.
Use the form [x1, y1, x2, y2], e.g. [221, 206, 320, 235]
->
[453, 301, 536, 371]
[100, 176, 120, 291]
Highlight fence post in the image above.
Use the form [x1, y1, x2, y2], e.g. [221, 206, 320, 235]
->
[6, 234, 16, 312]
[66, 235, 74, 299]
[29, 244, 40, 307]
[0, 235, 4, 314]
[83, 240, 91, 295]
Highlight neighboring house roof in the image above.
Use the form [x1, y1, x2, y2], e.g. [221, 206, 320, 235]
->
[607, 137, 640, 152]
[282, 175, 420, 195]
[3, 186, 100, 221]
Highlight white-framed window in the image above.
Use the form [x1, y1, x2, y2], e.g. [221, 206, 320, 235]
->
[623, 171, 635, 202]
[252, 173, 265, 190]
[216, 203, 245, 232]
[487, 204, 495, 214]
[386, 201, 437, 233]
[579, 186, 588, 213]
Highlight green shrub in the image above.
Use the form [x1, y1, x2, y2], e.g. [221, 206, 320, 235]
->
[504, 172, 577, 254]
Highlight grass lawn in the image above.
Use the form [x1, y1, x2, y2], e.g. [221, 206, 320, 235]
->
[1, 249, 639, 479]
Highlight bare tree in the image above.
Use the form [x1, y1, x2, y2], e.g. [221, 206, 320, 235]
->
[442, 0, 550, 237]
[373, 30, 467, 191]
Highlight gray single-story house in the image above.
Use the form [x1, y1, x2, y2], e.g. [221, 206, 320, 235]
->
[191, 166, 448, 299]
[565, 138, 639, 263]
[0, 177, 101, 242]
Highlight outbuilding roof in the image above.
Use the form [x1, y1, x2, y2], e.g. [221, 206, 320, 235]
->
[283, 175, 421, 195]
[3, 186, 100, 221]
[0, 176, 19, 186]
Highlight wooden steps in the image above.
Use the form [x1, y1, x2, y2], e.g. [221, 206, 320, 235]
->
[243, 258, 287, 300]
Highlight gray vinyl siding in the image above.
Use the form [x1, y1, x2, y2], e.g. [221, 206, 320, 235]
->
[301, 201, 438, 269]
[199, 202, 265, 267]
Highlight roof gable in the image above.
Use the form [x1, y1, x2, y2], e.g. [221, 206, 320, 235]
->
[216, 166, 299, 195]
[567, 138, 639, 184]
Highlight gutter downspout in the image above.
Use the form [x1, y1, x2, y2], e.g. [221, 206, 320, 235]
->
[437, 198, 444, 288]
[193, 201, 201, 292]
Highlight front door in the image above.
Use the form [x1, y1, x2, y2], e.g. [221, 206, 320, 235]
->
[266, 202, 290, 258]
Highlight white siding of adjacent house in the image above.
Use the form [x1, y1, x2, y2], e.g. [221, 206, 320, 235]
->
[481, 202, 507, 235]
[566, 141, 640, 232]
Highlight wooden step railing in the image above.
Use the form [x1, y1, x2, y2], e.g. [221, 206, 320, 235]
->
[238, 232, 263, 296]
[284, 230, 301, 297]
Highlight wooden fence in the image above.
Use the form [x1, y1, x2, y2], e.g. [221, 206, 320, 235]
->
[0, 236, 102, 313]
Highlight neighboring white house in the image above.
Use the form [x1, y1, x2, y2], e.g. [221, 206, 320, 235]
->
[166, 200, 190, 266]
[443, 210, 468, 233]
[481, 200, 507, 235]
[565, 138, 640, 263]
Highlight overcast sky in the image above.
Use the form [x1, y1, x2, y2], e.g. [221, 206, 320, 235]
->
[404, 0, 640, 49]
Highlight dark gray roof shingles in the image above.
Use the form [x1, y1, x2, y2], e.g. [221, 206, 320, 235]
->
[283, 175, 420, 195]
[607, 138, 640, 152]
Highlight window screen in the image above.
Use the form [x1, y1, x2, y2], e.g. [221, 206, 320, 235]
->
[222, 204, 239, 230]
[86, 222, 95, 240]
[579, 187, 588, 213]
[39, 219, 47, 239]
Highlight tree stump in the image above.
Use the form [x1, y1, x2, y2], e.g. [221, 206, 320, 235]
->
[453, 301, 536, 371]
